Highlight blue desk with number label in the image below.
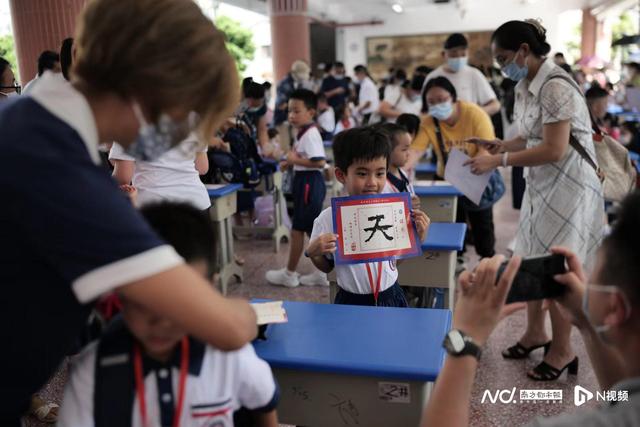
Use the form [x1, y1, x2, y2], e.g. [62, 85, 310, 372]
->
[207, 183, 243, 294]
[253, 300, 451, 427]
[414, 181, 462, 222]
[398, 222, 467, 308]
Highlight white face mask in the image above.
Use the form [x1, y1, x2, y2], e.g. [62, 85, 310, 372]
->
[582, 284, 632, 335]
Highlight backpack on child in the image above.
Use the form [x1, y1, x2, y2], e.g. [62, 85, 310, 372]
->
[208, 120, 276, 188]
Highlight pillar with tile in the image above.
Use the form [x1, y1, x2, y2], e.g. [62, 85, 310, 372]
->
[9, 0, 86, 84]
[268, 0, 310, 81]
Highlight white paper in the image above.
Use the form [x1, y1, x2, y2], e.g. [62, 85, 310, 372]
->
[339, 201, 412, 256]
[414, 180, 453, 187]
[443, 149, 492, 205]
[251, 301, 288, 325]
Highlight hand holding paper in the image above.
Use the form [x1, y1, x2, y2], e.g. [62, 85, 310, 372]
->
[444, 148, 493, 206]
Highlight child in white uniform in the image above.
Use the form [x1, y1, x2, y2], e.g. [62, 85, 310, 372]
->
[306, 127, 430, 306]
[58, 203, 279, 427]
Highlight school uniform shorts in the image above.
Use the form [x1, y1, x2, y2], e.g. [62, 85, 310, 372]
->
[292, 170, 326, 234]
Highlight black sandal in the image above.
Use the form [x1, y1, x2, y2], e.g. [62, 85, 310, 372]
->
[527, 357, 579, 381]
[502, 341, 551, 359]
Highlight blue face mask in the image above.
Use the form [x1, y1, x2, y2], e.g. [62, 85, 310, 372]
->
[501, 51, 528, 82]
[447, 57, 468, 73]
[429, 101, 454, 121]
[127, 102, 198, 161]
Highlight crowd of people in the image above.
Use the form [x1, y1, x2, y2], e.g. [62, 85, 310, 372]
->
[1, 0, 639, 425]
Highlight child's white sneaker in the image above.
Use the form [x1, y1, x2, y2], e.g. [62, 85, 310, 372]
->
[299, 270, 329, 287]
[266, 268, 299, 288]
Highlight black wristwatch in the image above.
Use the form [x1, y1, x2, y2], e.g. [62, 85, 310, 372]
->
[443, 329, 482, 360]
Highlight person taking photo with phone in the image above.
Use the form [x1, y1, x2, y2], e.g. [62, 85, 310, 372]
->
[422, 190, 640, 427]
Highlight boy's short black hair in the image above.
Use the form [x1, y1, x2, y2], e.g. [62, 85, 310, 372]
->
[585, 85, 608, 100]
[396, 113, 421, 136]
[290, 88, 318, 111]
[333, 126, 390, 172]
[378, 123, 410, 148]
[37, 50, 60, 76]
[140, 202, 215, 274]
[600, 191, 640, 304]
[267, 127, 279, 139]
[444, 33, 468, 49]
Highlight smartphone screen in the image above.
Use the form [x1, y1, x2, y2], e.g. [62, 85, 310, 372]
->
[498, 254, 567, 304]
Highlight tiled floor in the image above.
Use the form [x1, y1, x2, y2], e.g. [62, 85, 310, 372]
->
[25, 170, 600, 427]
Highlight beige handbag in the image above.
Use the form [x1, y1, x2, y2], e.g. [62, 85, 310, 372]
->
[545, 75, 637, 202]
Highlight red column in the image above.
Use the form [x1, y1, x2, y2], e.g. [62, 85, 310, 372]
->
[9, 0, 86, 84]
[581, 8, 597, 60]
[268, 0, 310, 81]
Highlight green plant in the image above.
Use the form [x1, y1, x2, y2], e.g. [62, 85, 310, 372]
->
[215, 15, 255, 74]
[0, 34, 18, 77]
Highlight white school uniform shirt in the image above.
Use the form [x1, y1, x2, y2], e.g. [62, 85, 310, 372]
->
[109, 138, 211, 210]
[425, 65, 497, 107]
[358, 77, 380, 115]
[317, 108, 336, 133]
[382, 168, 415, 195]
[334, 117, 356, 135]
[382, 85, 421, 123]
[57, 340, 278, 427]
[293, 125, 326, 172]
[311, 206, 399, 294]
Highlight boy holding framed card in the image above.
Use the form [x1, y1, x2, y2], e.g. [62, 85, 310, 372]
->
[306, 127, 430, 306]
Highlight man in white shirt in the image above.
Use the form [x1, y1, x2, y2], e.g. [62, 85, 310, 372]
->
[353, 64, 380, 125]
[424, 33, 500, 116]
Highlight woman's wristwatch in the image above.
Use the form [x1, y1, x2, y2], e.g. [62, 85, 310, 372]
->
[443, 329, 482, 360]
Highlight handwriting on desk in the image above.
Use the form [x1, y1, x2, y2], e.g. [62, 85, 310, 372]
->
[329, 393, 360, 425]
[291, 386, 312, 402]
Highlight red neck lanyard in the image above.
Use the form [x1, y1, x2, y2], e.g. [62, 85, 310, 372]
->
[365, 262, 383, 305]
[133, 337, 189, 427]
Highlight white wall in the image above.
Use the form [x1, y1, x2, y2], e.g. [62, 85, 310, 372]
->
[337, 0, 586, 72]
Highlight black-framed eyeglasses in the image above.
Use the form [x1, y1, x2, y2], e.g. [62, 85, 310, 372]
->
[0, 84, 21, 95]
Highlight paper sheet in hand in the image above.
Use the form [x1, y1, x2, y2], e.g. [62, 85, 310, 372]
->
[444, 148, 492, 205]
[251, 301, 288, 325]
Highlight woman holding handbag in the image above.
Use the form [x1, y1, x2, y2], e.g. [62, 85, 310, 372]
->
[465, 19, 604, 381]
[408, 76, 502, 259]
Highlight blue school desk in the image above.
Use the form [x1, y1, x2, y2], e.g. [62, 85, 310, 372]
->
[231, 161, 290, 253]
[414, 181, 462, 222]
[253, 301, 451, 427]
[415, 162, 437, 180]
[207, 183, 243, 294]
[398, 222, 467, 309]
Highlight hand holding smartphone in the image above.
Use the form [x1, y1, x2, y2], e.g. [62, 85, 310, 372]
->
[496, 254, 567, 304]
